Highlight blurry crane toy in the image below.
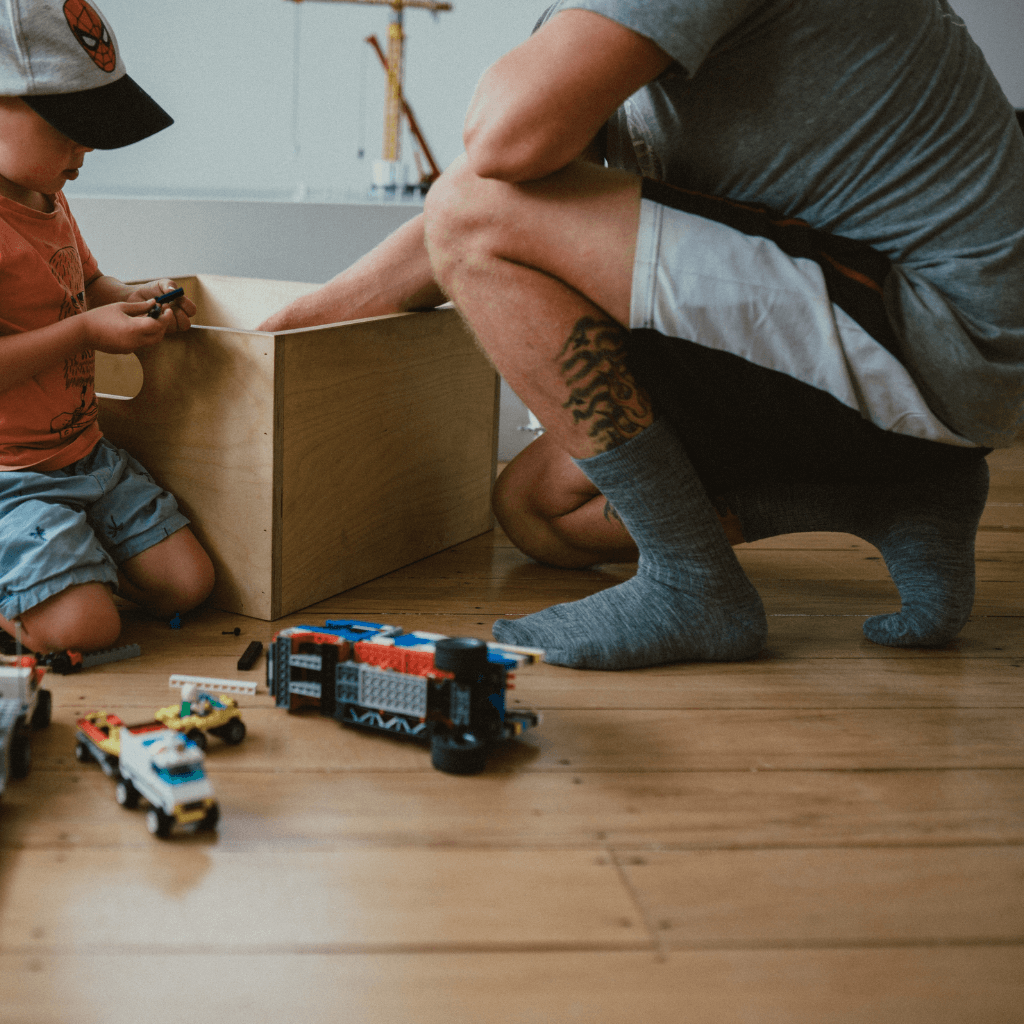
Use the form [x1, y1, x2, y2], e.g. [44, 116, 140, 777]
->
[287, 0, 451, 194]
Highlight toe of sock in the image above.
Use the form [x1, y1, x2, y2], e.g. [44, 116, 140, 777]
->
[862, 608, 968, 648]
[492, 618, 530, 647]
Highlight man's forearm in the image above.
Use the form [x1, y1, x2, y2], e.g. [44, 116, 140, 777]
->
[258, 213, 445, 332]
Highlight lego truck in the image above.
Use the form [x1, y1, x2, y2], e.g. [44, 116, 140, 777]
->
[268, 620, 540, 775]
[0, 651, 52, 783]
[113, 721, 219, 838]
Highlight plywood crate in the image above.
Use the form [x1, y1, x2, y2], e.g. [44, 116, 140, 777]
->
[95, 274, 498, 620]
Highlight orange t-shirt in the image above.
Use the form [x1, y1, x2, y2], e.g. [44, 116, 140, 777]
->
[0, 191, 102, 472]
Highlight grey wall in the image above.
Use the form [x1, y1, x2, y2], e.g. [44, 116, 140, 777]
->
[70, 196, 422, 283]
[951, 0, 1024, 106]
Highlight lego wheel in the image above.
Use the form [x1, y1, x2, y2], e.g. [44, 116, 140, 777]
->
[199, 804, 220, 831]
[219, 718, 246, 745]
[146, 808, 174, 839]
[115, 778, 140, 809]
[30, 689, 52, 729]
[432, 638, 489, 677]
[186, 728, 208, 751]
[10, 725, 31, 779]
[45, 652, 75, 675]
[74, 740, 92, 763]
[430, 732, 488, 775]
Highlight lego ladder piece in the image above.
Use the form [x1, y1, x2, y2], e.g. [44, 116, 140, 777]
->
[169, 674, 258, 696]
[83, 644, 142, 669]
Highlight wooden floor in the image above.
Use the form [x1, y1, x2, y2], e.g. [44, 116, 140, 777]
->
[2, 445, 1021, 1024]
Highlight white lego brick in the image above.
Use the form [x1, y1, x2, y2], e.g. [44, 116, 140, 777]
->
[169, 674, 258, 696]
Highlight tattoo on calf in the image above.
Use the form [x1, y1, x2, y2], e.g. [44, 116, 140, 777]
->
[557, 317, 651, 452]
[602, 500, 622, 525]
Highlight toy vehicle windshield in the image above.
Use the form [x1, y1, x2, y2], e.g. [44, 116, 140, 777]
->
[156, 764, 205, 784]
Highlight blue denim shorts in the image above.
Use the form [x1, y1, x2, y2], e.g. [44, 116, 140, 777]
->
[0, 438, 189, 620]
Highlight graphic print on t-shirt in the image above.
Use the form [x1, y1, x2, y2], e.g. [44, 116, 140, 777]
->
[49, 245, 87, 320]
[47, 245, 95, 439]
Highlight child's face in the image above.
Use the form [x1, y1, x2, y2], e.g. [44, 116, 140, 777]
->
[0, 97, 93, 206]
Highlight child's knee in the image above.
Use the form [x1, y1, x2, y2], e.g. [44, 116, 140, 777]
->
[170, 551, 215, 613]
[18, 583, 121, 653]
[120, 528, 215, 616]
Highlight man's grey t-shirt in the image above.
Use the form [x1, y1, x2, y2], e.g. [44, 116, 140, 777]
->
[540, 0, 1024, 446]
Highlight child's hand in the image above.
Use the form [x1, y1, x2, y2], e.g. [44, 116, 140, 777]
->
[125, 279, 196, 333]
[82, 301, 174, 355]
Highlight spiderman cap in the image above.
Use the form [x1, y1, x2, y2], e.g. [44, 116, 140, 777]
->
[1, 0, 173, 149]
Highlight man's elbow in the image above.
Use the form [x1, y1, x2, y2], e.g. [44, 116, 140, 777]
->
[463, 123, 568, 183]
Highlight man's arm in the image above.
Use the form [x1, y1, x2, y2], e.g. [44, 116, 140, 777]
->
[257, 213, 445, 332]
[259, 10, 669, 332]
[462, 9, 673, 182]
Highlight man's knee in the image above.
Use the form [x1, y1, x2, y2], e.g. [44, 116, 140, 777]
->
[423, 155, 512, 283]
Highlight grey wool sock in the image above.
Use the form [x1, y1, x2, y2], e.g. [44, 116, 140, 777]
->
[492, 419, 768, 669]
[723, 457, 989, 647]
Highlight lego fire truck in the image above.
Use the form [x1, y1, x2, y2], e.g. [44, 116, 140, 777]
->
[267, 620, 540, 775]
[114, 722, 219, 838]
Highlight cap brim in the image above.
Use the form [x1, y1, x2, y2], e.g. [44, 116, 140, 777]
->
[24, 74, 173, 150]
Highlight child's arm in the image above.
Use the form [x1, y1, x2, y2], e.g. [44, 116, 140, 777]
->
[0, 276, 195, 395]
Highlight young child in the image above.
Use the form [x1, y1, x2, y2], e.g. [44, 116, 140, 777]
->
[0, 0, 214, 654]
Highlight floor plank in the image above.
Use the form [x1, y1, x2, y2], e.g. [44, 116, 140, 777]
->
[5, 768, 1023, 851]
[0, 847, 646, 953]
[2, 948, 1021, 1024]
[619, 845, 1024, 947]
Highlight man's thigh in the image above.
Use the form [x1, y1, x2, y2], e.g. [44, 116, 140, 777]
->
[426, 156, 643, 326]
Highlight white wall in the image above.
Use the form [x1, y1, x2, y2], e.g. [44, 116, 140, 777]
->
[65, 0, 544, 202]
[66, 0, 1021, 204]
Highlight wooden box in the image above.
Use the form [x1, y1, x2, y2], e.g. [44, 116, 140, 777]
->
[96, 275, 498, 620]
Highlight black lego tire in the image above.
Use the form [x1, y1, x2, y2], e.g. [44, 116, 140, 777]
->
[74, 739, 92, 763]
[31, 689, 52, 729]
[147, 808, 174, 839]
[10, 724, 31, 779]
[432, 638, 489, 677]
[220, 718, 246, 745]
[186, 728, 208, 751]
[115, 778, 140, 809]
[199, 804, 220, 831]
[430, 732, 489, 776]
